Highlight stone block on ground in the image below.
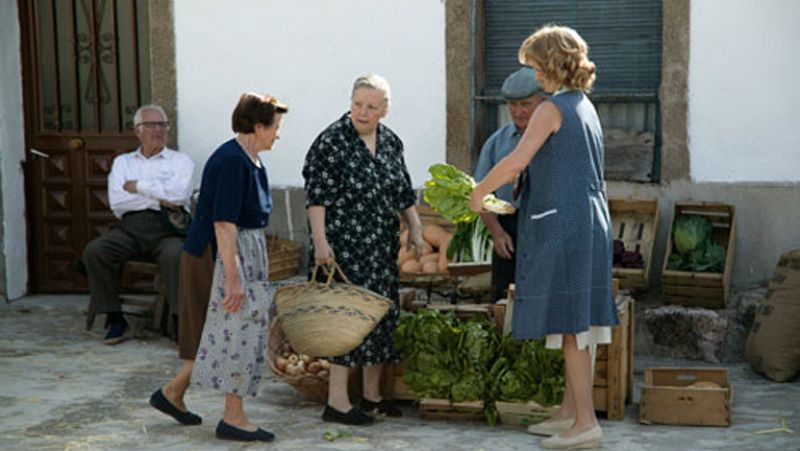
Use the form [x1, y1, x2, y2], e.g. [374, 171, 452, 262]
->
[644, 304, 727, 363]
[733, 286, 768, 331]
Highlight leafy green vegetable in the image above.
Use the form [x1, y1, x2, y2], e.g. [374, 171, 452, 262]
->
[423, 163, 513, 224]
[322, 428, 352, 441]
[446, 220, 493, 263]
[667, 214, 726, 273]
[394, 309, 564, 425]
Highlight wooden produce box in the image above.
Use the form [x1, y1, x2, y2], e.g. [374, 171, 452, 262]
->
[661, 202, 736, 309]
[383, 362, 415, 401]
[496, 400, 557, 426]
[592, 294, 634, 421]
[415, 204, 455, 231]
[609, 197, 659, 291]
[424, 303, 493, 321]
[418, 398, 485, 421]
[266, 235, 302, 281]
[639, 368, 732, 427]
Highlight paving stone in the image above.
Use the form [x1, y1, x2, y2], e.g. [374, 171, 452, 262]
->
[644, 304, 728, 363]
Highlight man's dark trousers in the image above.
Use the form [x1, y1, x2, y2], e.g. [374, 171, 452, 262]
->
[490, 212, 517, 303]
[83, 210, 183, 319]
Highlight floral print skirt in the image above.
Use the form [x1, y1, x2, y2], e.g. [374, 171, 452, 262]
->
[191, 228, 270, 398]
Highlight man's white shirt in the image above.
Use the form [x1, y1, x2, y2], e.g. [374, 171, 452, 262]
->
[108, 147, 194, 218]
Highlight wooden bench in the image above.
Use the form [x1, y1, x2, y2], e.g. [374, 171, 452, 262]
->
[85, 260, 169, 335]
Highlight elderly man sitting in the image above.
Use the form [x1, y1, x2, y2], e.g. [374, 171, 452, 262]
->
[83, 104, 194, 345]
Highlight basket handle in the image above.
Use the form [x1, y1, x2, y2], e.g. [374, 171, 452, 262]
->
[310, 261, 352, 285]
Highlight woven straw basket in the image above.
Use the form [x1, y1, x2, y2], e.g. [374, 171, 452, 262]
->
[273, 262, 392, 357]
[267, 319, 373, 403]
[267, 320, 328, 403]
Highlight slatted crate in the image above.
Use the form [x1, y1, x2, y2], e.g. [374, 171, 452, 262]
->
[661, 202, 736, 309]
[496, 400, 557, 426]
[418, 398, 485, 421]
[592, 293, 634, 420]
[609, 197, 659, 291]
[383, 361, 415, 401]
[639, 367, 732, 427]
[266, 235, 302, 281]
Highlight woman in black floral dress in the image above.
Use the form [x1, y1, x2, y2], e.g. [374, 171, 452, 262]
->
[302, 74, 424, 425]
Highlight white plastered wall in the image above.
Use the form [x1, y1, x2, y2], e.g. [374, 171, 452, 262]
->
[689, 0, 800, 182]
[173, 0, 446, 188]
[0, 0, 28, 299]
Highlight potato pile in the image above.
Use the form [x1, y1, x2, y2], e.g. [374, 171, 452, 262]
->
[398, 224, 453, 274]
[274, 346, 331, 378]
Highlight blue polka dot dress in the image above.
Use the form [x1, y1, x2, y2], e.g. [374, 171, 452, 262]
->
[512, 90, 619, 345]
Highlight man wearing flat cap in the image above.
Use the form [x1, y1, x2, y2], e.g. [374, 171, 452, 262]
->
[474, 67, 545, 303]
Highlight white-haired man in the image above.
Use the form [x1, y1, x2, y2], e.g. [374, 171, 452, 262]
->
[83, 105, 194, 344]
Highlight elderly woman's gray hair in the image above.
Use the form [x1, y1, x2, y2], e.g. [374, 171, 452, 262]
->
[351, 74, 391, 107]
[133, 104, 168, 127]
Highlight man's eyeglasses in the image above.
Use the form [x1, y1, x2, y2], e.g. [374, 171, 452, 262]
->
[137, 121, 170, 129]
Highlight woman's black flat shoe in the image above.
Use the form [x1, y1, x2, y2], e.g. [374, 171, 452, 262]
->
[362, 398, 403, 417]
[215, 420, 275, 442]
[322, 404, 375, 425]
[149, 389, 202, 425]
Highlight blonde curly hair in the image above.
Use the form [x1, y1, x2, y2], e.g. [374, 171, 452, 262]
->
[518, 25, 596, 93]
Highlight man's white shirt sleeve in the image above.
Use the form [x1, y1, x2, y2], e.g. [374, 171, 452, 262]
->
[108, 148, 195, 218]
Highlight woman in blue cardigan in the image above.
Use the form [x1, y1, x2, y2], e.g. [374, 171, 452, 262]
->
[150, 92, 288, 443]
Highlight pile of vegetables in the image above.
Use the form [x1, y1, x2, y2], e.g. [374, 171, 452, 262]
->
[394, 309, 564, 425]
[613, 239, 645, 269]
[273, 346, 331, 378]
[666, 215, 726, 273]
[398, 224, 453, 274]
[422, 163, 514, 264]
[488, 335, 565, 407]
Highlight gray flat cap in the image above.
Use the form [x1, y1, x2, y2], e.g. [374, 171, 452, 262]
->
[501, 67, 540, 100]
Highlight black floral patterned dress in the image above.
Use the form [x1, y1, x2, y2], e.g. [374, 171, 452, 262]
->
[302, 112, 417, 367]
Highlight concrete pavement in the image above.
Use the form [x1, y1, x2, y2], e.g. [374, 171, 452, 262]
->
[1, 295, 798, 450]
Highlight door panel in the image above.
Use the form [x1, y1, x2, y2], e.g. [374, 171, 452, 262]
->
[20, 0, 150, 292]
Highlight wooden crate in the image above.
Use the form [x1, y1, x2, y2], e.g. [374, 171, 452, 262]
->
[415, 204, 455, 231]
[661, 202, 736, 309]
[639, 367, 732, 427]
[424, 303, 493, 321]
[496, 400, 557, 426]
[609, 197, 659, 291]
[267, 235, 302, 281]
[383, 362, 415, 401]
[592, 295, 634, 421]
[418, 398, 485, 421]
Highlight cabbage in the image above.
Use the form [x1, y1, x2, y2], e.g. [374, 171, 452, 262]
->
[673, 215, 712, 254]
[667, 215, 726, 273]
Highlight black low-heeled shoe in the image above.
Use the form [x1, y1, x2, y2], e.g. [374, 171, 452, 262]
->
[361, 398, 403, 417]
[149, 389, 202, 425]
[215, 420, 275, 442]
[322, 404, 375, 425]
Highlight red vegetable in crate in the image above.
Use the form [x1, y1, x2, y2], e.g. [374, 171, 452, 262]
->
[613, 239, 644, 269]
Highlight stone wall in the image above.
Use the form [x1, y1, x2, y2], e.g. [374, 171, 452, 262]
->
[0, 163, 5, 302]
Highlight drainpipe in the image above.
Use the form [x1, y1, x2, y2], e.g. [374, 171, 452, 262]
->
[470, 0, 478, 171]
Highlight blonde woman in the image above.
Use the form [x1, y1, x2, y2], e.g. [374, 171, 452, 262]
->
[469, 25, 617, 449]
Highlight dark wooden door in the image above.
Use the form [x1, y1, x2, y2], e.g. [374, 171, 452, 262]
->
[20, 0, 152, 292]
